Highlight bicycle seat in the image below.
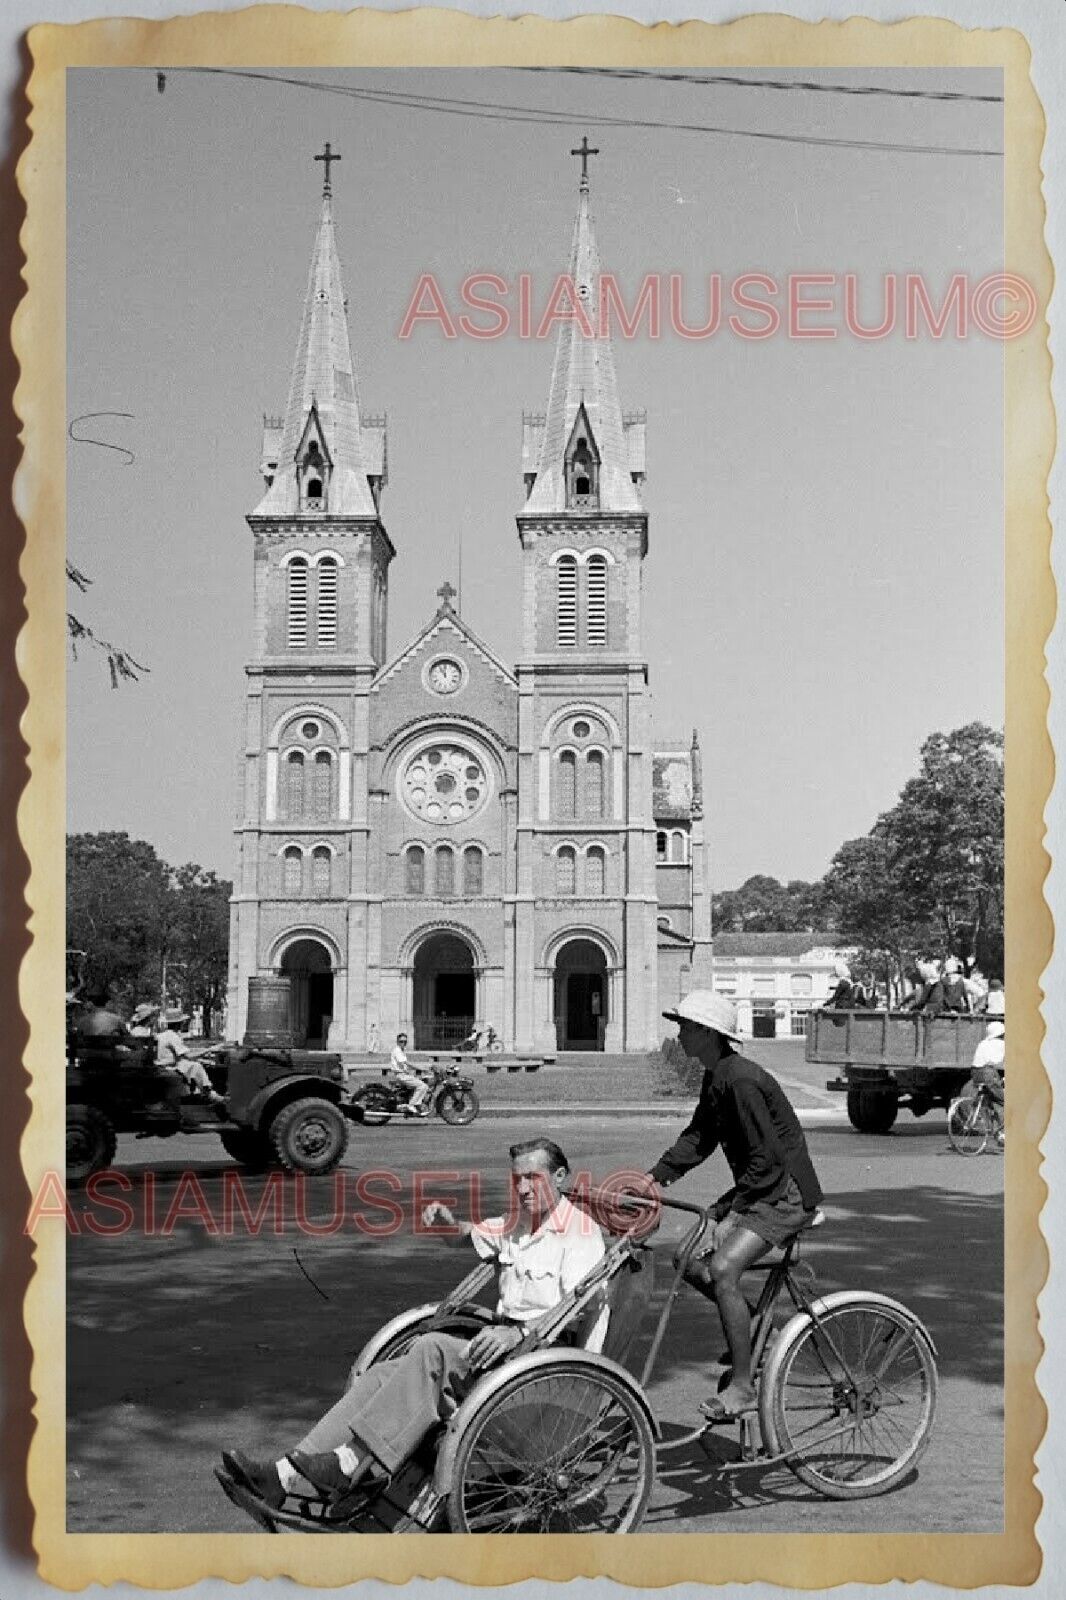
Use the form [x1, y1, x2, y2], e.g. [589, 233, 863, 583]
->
[808, 1207, 827, 1229]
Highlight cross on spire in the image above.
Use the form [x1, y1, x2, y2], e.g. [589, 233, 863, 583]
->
[570, 136, 600, 190]
[436, 580, 457, 611]
[314, 142, 341, 197]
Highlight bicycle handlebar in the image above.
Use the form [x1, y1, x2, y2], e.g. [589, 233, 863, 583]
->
[569, 1183, 716, 1269]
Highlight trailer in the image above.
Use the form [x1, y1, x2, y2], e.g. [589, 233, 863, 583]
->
[806, 1010, 988, 1133]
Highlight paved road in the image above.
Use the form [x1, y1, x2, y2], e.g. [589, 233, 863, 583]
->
[65, 1114, 1003, 1535]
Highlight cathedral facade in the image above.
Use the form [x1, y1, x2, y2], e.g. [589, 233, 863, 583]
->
[227, 155, 712, 1054]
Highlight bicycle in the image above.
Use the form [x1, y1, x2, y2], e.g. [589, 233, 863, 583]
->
[947, 1087, 1004, 1156]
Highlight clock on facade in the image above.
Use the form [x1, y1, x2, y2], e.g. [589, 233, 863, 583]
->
[427, 658, 463, 694]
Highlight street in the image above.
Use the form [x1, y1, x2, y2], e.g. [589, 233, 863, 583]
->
[64, 1097, 1003, 1536]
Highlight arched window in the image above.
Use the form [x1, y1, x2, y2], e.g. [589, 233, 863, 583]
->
[586, 845, 605, 897]
[586, 555, 607, 646]
[656, 831, 668, 861]
[585, 750, 605, 819]
[316, 557, 339, 648]
[287, 557, 309, 647]
[556, 555, 577, 647]
[313, 751, 333, 818]
[556, 846, 576, 896]
[435, 845, 455, 898]
[405, 845, 425, 896]
[282, 846, 303, 894]
[557, 750, 577, 818]
[463, 845, 484, 897]
[670, 830, 686, 863]
[311, 845, 331, 895]
[286, 751, 306, 819]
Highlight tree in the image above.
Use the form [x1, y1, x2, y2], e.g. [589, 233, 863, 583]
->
[67, 561, 147, 686]
[169, 865, 232, 1037]
[66, 832, 170, 1005]
[712, 874, 828, 933]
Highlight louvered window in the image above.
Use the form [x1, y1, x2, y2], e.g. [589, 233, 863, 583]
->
[463, 846, 484, 897]
[586, 555, 607, 646]
[585, 750, 605, 819]
[283, 846, 303, 894]
[287, 559, 309, 647]
[586, 846, 605, 897]
[312, 846, 331, 895]
[556, 846, 576, 896]
[558, 751, 577, 819]
[435, 845, 455, 897]
[314, 751, 333, 819]
[286, 751, 305, 819]
[317, 558, 339, 648]
[556, 556, 577, 646]
[405, 845, 425, 895]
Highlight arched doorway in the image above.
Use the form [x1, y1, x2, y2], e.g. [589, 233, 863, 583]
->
[413, 933, 477, 1049]
[554, 938, 608, 1052]
[280, 938, 334, 1048]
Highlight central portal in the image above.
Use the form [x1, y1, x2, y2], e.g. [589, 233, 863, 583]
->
[280, 938, 334, 1048]
[554, 938, 608, 1052]
[413, 932, 477, 1049]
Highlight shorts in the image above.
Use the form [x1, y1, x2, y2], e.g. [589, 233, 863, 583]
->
[720, 1176, 815, 1249]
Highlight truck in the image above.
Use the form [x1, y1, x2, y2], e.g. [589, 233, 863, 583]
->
[806, 1009, 988, 1133]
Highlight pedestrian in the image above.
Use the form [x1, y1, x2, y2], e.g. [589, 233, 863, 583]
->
[645, 992, 823, 1423]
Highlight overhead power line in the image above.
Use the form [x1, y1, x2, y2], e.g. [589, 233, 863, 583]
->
[156, 67, 1003, 158]
[511, 66, 1004, 105]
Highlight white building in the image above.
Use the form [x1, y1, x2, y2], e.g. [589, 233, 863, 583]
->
[711, 932, 855, 1039]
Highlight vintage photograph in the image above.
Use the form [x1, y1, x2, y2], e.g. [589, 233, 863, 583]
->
[50, 48, 1024, 1554]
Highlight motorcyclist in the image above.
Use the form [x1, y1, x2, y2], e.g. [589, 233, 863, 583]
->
[387, 1033, 432, 1117]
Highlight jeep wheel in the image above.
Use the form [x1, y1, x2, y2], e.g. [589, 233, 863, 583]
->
[269, 1098, 349, 1175]
[67, 1105, 117, 1186]
[846, 1087, 899, 1135]
[218, 1127, 274, 1171]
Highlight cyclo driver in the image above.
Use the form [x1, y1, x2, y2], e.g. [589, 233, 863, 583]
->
[646, 992, 823, 1423]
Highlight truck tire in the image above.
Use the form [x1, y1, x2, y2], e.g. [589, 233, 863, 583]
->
[218, 1127, 274, 1171]
[67, 1104, 117, 1186]
[269, 1097, 349, 1175]
[846, 1087, 899, 1135]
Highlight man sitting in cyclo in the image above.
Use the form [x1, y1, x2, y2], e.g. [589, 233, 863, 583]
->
[646, 993, 824, 1424]
[219, 1136, 608, 1512]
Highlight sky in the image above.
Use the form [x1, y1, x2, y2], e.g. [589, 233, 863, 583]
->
[66, 65, 1004, 887]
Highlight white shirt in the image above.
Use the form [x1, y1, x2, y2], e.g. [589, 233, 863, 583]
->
[973, 1037, 1005, 1071]
[390, 1044, 410, 1072]
[470, 1195, 609, 1352]
[985, 991, 1005, 1017]
[155, 1029, 189, 1067]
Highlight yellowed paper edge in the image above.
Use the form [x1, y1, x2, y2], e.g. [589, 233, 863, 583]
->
[14, 6, 1053, 1588]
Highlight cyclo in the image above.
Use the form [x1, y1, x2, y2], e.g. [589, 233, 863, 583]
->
[218, 1186, 939, 1534]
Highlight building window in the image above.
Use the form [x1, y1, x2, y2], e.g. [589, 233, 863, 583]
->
[586, 555, 607, 645]
[316, 558, 339, 648]
[556, 846, 576, 896]
[714, 977, 737, 995]
[556, 556, 577, 646]
[584, 749, 605, 819]
[287, 558, 309, 647]
[557, 750, 577, 818]
[286, 751, 306, 819]
[790, 1007, 811, 1037]
[313, 751, 333, 819]
[401, 743, 490, 825]
[753, 977, 776, 998]
[669, 830, 687, 864]
[405, 844, 425, 895]
[657, 914, 672, 929]
[656, 831, 668, 861]
[586, 845, 605, 897]
[435, 845, 455, 897]
[791, 973, 813, 997]
[463, 845, 484, 897]
[311, 845, 331, 895]
[282, 846, 302, 894]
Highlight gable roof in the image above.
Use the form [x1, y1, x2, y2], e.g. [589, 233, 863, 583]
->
[372, 602, 518, 692]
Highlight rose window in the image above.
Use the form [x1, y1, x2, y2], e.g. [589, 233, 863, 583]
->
[402, 745, 489, 824]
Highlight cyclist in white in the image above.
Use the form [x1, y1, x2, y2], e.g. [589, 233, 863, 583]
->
[388, 1032, 432, 1117]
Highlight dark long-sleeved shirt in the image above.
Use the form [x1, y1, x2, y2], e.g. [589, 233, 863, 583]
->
[650, 1050, 823, 1213]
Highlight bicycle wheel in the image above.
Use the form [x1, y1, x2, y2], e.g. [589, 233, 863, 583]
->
[448, 1359, 655, 1533]
[764, 1292, 938, 1499]
[947, 1095, 990, 1156]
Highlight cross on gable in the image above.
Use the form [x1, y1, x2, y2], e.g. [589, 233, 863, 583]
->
[314, 142, 341, 197]
[436, 580, 457, 610]
[570, 136, 600, 187]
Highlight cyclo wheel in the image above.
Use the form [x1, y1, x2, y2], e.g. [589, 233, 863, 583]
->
[762, 1291, 938, 1500]
[448, 1357, 655, 1533]
[947, 1095, 990, 1156]
[436, 1087, 479, 1126]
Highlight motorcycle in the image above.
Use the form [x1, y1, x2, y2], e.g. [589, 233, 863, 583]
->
[348, 1062, 480, 1126]
[457, 1025, 503, 1054]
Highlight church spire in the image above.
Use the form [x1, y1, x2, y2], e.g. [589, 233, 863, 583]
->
[253, 149, 378, 518]
[523, 148, 642, 516]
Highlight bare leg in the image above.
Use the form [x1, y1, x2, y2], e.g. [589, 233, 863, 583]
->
[702, 1223, 771, 1410]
